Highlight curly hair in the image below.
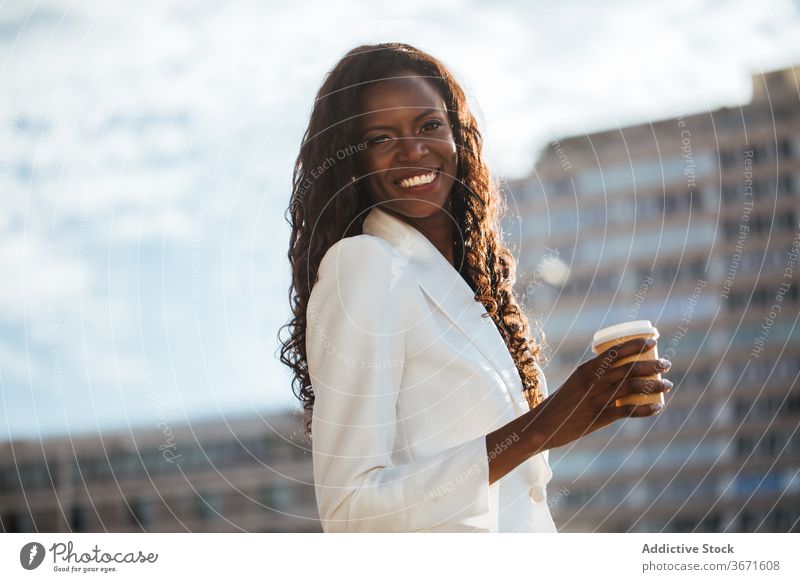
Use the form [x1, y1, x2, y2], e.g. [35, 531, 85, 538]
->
[278, 42, 548, 442]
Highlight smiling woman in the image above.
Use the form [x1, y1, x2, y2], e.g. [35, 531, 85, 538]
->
[278, 42, 668, 533]
[278, 42, 555, 533]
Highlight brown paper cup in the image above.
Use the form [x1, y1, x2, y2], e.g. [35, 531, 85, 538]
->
[591, 321, 663, 407]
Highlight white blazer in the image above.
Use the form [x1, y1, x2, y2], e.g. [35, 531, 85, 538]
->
[307, 205, 557, 532]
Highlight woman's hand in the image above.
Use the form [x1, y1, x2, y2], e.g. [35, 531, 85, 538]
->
[528, 336, 672, 452]
[486, 336, 672, 483]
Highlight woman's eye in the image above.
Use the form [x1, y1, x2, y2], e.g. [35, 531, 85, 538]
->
[366, 122, 441, 146]
[421, 120, 443, 132]
[368, 135, 392, 146]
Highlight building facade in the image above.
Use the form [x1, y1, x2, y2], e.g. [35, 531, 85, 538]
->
[504, 65, 800, 532]
[1, 411, 321, 532]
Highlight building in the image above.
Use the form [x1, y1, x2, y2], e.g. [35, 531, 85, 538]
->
[0, 410, 321, 532]
[504, 65, 800, 532]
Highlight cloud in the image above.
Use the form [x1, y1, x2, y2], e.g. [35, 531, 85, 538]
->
[0, 230, 89, 326]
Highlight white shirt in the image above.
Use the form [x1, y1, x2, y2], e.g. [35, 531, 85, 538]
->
[307, 205, 557, 532]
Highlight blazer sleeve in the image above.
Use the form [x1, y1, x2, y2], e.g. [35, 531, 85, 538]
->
[306, 236, 495, 532]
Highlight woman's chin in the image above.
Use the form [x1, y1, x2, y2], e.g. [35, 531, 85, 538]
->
[390, 199, 451, 219]
[381, 187, 453, 217]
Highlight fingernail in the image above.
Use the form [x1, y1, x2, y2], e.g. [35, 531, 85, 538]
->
[657, 358, 671, 370]
[653, 403, 664, 412]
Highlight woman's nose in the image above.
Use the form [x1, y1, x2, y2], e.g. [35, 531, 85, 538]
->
[397, 135, 429, 162]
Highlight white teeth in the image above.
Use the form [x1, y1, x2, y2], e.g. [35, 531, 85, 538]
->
[397, 172, 437, 189]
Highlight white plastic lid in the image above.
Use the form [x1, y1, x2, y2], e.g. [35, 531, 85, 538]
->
[591, 319, 659, 349]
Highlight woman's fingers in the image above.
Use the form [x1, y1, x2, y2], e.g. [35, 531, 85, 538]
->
[593, 336, 654, 368]
[603, 357, 671, 383]
[614, 377, 673, 398]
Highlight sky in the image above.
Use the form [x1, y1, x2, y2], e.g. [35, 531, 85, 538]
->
[3, 0, 800, 441]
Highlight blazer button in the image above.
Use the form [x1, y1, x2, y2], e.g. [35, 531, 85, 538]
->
[530, 484, 547, 503]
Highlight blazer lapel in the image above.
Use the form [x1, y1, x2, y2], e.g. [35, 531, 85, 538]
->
[361, 205, 529, 415]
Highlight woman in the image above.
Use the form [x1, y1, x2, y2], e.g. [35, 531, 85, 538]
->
[279, 42, 672, 532]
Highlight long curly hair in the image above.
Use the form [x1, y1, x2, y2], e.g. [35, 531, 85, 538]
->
[278, 42, 548, 442]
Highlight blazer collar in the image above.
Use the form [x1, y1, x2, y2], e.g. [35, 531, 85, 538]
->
[361, 205, 528, 415]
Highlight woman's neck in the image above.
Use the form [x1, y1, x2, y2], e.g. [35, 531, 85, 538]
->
[390, 208, 457, 268]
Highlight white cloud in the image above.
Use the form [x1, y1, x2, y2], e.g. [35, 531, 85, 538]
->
[0, 230, 89, 323]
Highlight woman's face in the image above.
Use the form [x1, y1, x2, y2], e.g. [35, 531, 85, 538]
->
[354, 74, 458, 219]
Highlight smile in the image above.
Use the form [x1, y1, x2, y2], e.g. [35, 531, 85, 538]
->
[394, 170, 440, 189]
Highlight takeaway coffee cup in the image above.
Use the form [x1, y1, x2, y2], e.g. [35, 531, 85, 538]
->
[591, 320, 662, 407]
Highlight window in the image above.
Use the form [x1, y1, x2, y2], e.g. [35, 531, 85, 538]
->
[739, 510, 755, 532]
[787, 391, 800, 415]
[194, 492, 223, 520]
[749, 144, 765, 165]
[2, 511, 33, 533]
[181, 448, 207, 470]
[128, 498, 155, 528]
[261, 482, 295, 511]
[778, 138, 792, 160]
[670, 517, 697, 533]
[721, 182, 738, 203]
[720, 149, 737, 168]
[575, 154, 715, 197]
[700, 514, 721, 533]
[289, 443, 308, 460]
[550, 177, 573, 197]
[733, 472, 782, 497]
[772, 508, 793, 531]
[111, 453, 141, 479]
[70, 504, 88, 532]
